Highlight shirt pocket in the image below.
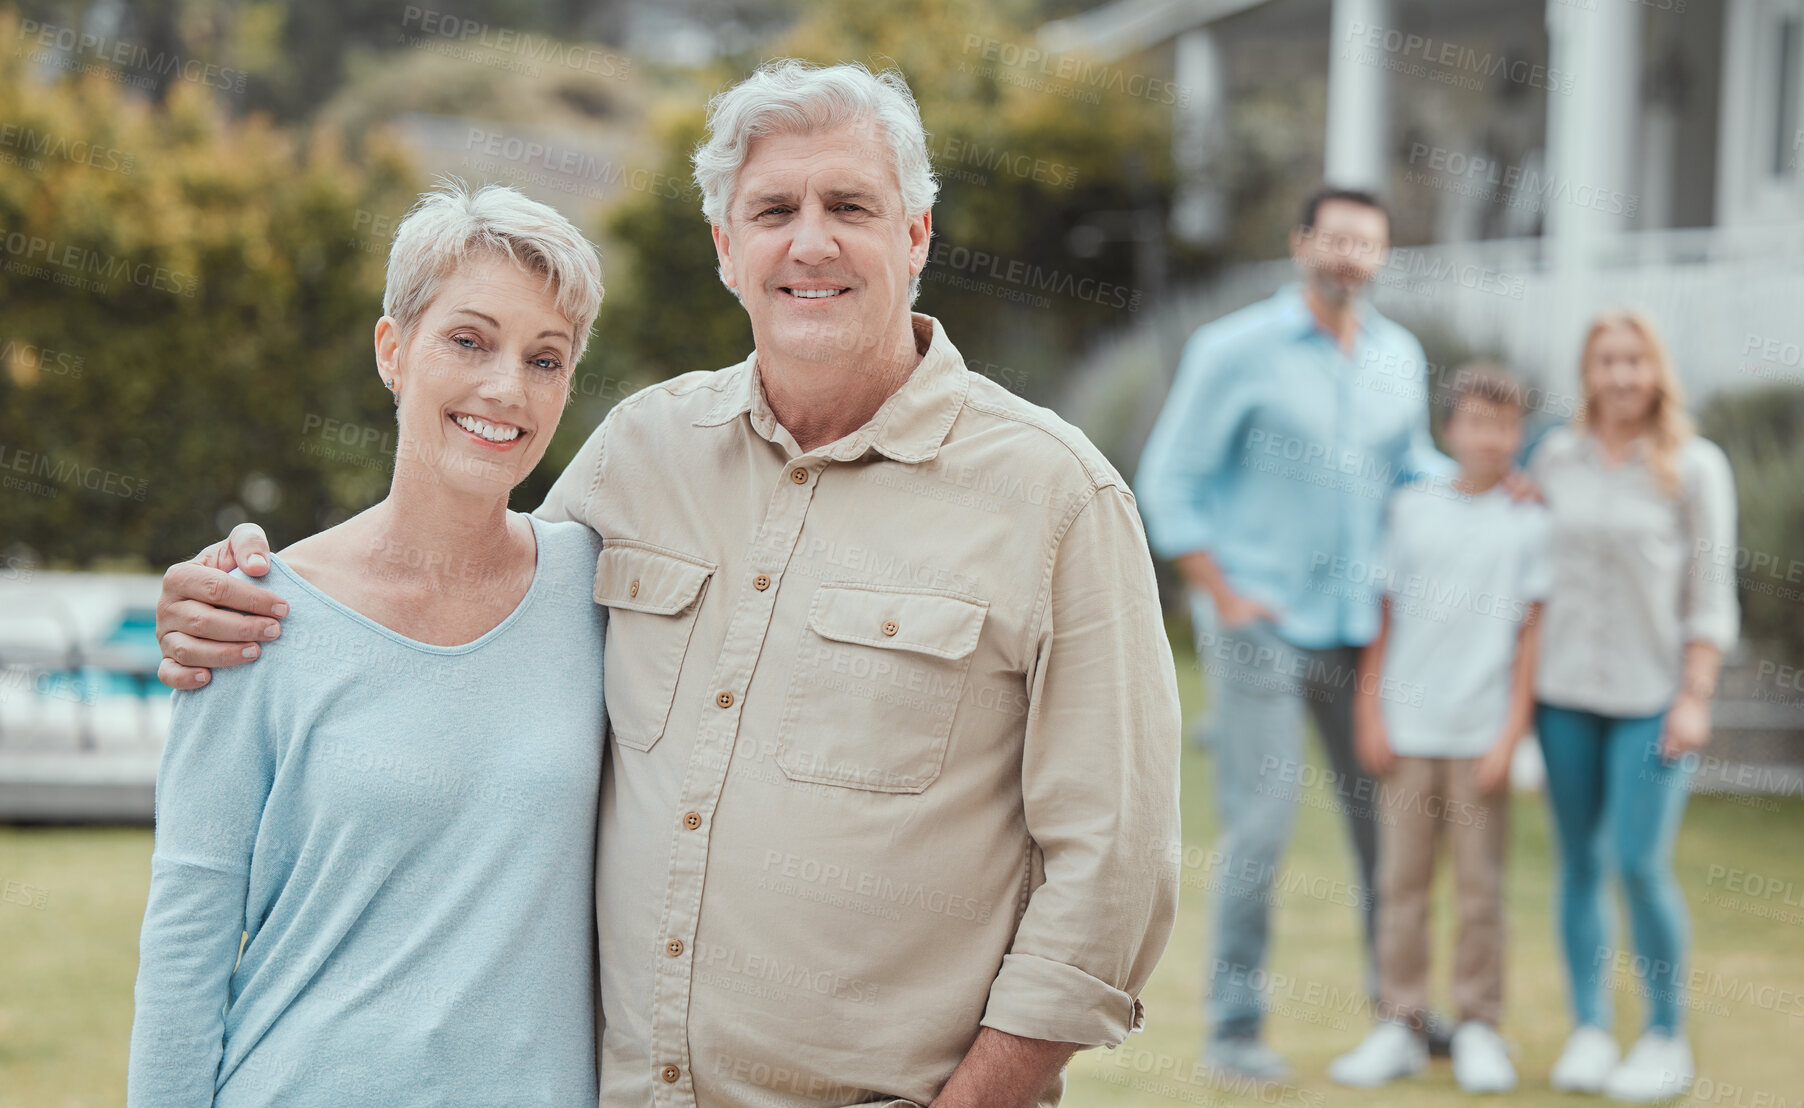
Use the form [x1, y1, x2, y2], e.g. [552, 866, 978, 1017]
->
[776, 583, 988, 794]
[591, 541, 716, 752]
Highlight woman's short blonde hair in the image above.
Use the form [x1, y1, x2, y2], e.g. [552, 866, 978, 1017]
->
[383, 180, 604, 365]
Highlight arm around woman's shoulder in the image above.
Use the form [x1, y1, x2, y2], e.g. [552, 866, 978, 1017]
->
[128, 626, 281, 1107]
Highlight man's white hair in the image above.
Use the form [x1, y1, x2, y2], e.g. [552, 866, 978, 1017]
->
[693, 59, 938, 302]
[383, 180, 605, 365]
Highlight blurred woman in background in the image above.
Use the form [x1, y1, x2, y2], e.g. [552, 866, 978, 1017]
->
[1529, 309, 1738, 1102]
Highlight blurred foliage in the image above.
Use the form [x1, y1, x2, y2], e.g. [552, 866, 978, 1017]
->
[590, 108, 754, 389]
[0, 0, 1197, 566]
[591, 0, 1178, 393]
[0, 9, 419, 565]
[6, 0, 596, 121]
[1698, 384, 1804, 669]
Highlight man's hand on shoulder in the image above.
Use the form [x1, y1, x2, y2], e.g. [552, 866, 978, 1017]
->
[156, 523, 288, 690]
[1500, 468, 1542, 504]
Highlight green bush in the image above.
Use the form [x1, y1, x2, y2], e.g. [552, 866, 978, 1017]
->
[0, 11, 419, 566]
[1697, 383, 1804, 668]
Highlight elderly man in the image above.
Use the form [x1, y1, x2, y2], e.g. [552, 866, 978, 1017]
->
[153, 60, 1181, 1108]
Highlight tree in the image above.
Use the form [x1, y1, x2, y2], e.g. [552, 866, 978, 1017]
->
[0, 11, 419, 566]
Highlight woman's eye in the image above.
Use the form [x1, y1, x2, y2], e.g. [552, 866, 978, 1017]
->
[534, 357, 563, 371]
[454, 335, 479, 349]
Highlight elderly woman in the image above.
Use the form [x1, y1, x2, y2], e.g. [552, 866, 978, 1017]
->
[127, 183, 607, 1106]
[1530, 310, 1738, 1102]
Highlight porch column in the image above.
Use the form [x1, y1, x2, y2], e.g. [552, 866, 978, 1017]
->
[1544, 0, 1644, 269]
[1325, 0, 1392, 191]
[1172, 27, 1229, 245]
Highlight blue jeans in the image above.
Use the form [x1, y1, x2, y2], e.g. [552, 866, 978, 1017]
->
[1195, 606, 1379, 1042]
[1536, 702, 1694, 1035]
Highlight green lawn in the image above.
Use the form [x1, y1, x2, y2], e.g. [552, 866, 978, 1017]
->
[3, 641, 1801, 1106]
[1065, 647, 1804, 1108]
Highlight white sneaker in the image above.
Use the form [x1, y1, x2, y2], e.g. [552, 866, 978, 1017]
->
[1201, 1036, 1290, 1081]
[1603, 1033, 1694, 1102]
[1327, 1022, 1427, 1087]
[1551, 1026, 1621, 1093]
[1451, 1021, 1517, 1093]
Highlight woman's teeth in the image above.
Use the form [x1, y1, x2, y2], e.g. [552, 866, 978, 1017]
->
[452, 414, 521, 443]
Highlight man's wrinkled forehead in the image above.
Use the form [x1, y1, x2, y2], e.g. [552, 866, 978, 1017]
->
[731, 119, 904, 212]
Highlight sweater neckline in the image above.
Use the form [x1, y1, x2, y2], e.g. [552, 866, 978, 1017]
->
[266, 513, 545, 656]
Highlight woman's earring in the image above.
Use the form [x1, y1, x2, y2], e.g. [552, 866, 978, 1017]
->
[384, 378, 395, 390]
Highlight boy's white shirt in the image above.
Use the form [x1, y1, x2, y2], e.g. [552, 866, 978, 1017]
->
[1376, 480, 1551, 758]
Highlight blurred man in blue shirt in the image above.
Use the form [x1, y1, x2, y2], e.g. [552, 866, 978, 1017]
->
[1136, 187, 1454, 1079]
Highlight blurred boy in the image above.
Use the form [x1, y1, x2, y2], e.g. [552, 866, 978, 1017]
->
[1328, 366, 1549, 1093]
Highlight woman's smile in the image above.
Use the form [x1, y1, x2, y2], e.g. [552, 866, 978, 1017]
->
[448, 411, 527, 450]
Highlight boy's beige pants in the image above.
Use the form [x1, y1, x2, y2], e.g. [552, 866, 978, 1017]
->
[1376, 755, 1508, 1028]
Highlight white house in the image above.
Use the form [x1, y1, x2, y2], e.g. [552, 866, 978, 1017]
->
[1039, 0, 1804, 403]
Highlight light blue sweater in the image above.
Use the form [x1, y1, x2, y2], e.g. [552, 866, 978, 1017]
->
[128, 515, 607, 1107]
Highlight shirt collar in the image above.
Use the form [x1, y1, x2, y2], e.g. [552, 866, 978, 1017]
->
[1579, 427, 1651, 465]
[694, 313, 971, 464]
[1275, 281, 1377, 342]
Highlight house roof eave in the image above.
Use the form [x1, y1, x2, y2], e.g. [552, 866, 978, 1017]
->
[1036, 0, 1275, 63]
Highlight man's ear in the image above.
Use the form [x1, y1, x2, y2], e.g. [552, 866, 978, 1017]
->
[712, 222, 738, 292]
[908, 209, 932, 277]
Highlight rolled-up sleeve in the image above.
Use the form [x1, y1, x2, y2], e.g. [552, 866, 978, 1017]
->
[1134, 330, 1246, 559]
[1681, 438, 1740, 650]
[979, 484, 1182, 1047]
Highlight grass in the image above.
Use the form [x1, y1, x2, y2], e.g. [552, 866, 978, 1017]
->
[2, 640, 1801, 1106]
[1065, 646, 1804, 1108]
[0, 827, 148, 1107]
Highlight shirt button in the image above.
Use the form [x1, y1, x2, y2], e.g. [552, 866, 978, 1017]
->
[790, 467, 808, 484]
[629, 579, 640, 598]
[683, 811, 702, 830]
[661, 1065, 680, 1084]
[754, 574, 771, 591]
[716, 691, 734, 709]
[881, 619, 898, 637]
[666, 938, 684, 956]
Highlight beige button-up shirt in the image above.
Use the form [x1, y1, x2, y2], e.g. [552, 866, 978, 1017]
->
[536, 315, 1182, 1108]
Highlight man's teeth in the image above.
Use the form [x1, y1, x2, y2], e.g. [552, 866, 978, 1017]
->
[788, 288, 845, 298]
[452, 414, 521, 443]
